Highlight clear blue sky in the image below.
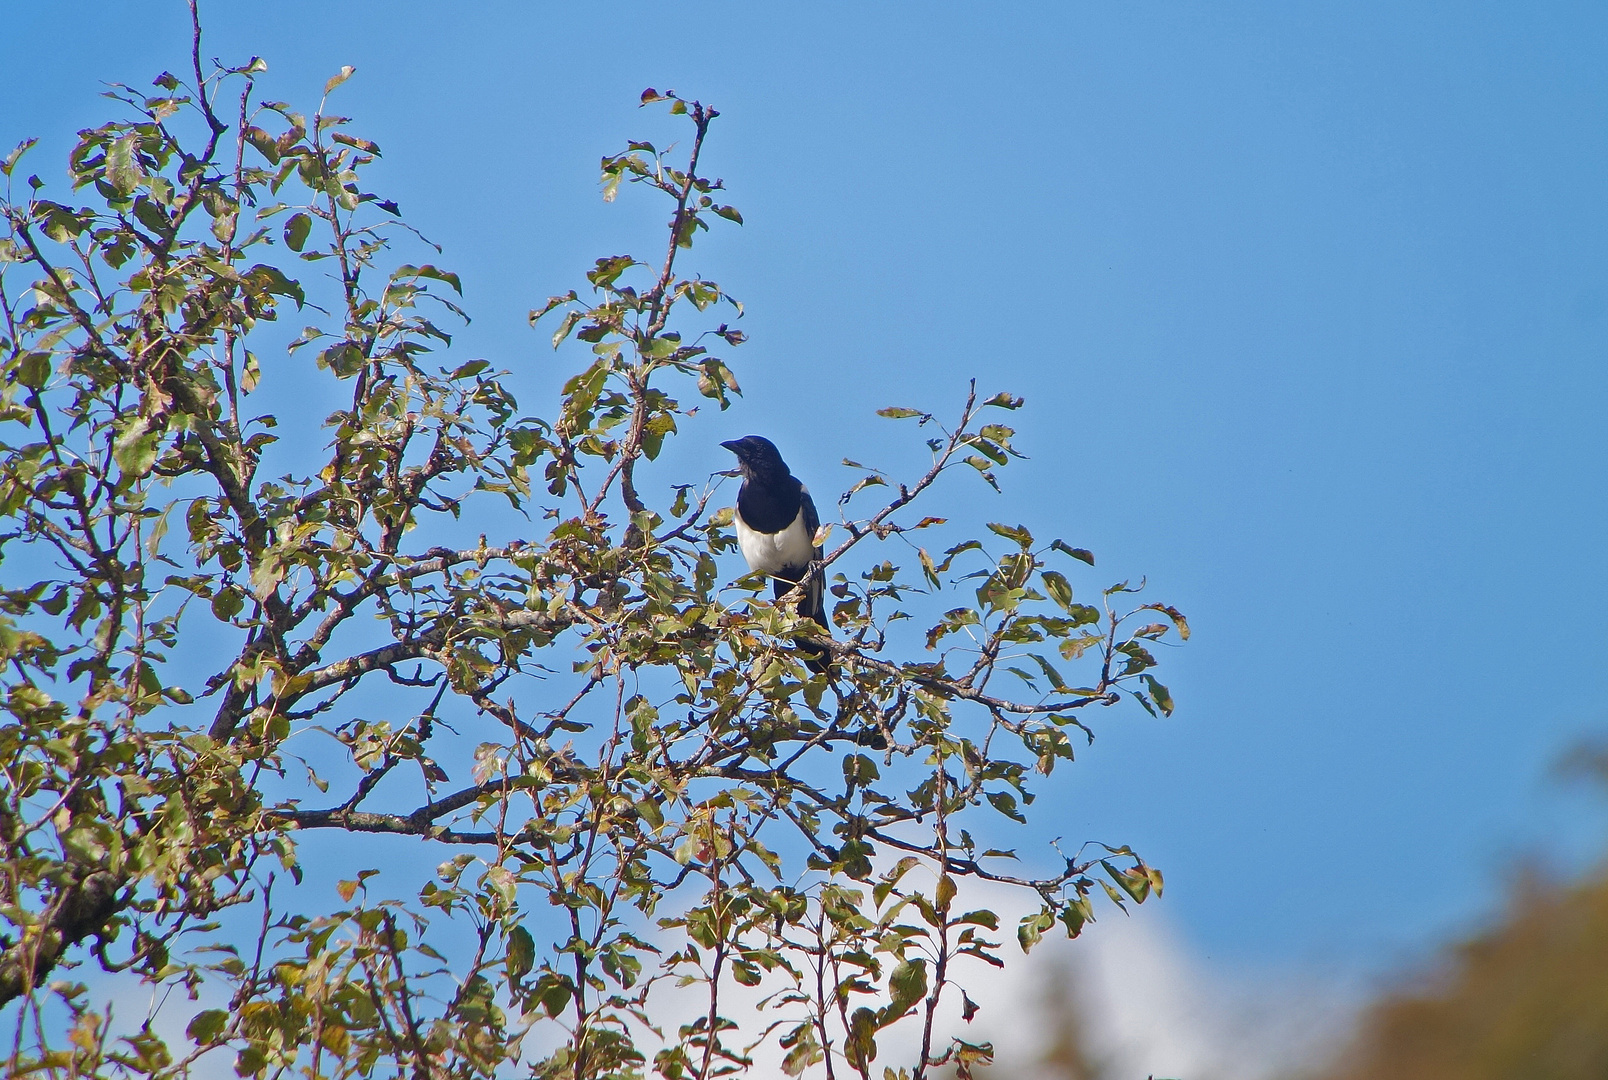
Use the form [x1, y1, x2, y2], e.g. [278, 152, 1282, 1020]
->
[6, 1, 1608, 977]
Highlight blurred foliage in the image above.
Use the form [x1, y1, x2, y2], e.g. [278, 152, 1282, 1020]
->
[0, 8, 1185, 1080]
[1028, 961, 1104, 1080]
[1317, 864, 1608, 1079]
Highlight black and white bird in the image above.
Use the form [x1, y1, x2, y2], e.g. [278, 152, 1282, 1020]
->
[722, 435, 829, 672]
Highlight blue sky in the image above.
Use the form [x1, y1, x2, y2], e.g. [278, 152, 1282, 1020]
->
[6, 0, 1608, 982]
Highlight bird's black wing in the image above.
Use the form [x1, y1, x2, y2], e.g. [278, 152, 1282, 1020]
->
[800, 486, 820, 555]
[798, 486, 825, 626]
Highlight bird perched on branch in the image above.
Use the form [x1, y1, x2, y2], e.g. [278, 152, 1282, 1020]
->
[722, 435, 829, 674]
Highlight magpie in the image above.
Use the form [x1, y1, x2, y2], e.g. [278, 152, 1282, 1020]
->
[722, 435, 829, 673]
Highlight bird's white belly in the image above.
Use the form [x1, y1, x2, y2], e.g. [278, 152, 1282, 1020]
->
[736, 510, 814, 574]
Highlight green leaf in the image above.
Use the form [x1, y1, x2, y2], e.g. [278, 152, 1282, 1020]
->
[885, 958, 928, 1016]
[331, 132, 379, 154]
[1059, 894, 1094, 938]
[397, 262, 462, 294]
[112, 417, 159, 479]
[244, 126, 280, 164]
[244, 263, 306, 307]
[537, 973, 573, 1017]
[1140, 603, 1191, 640]
[986, 790, 1025, 823]
[846, 1007, 878, 1074]
[587, 254, 637, 288]
[674, 833, 702, 865]
[1018, 909, 1055, 953]
[283, 212, 311, 251]
[209, 203, 238, 243]
[106, 133, 140, 195]
[145, 501, 175, 559]
[1141, 674, 1174, 716]
[530, 291, 577, 323]
[187, 1008, 229, 1045]
[1051, 539, 1096, 565]
[1041, 570, 1074, 611]
[2, 138, 37, 177]
[987, 522, 1033, 548]
[876, 406, 925, 419]
[506, 925, 535, 980]
[551, 310, 583, 349]
[324, 65, 357, 95]
[43, 208, 85, 243]
[640, 412, 676, 460]
[1102, 860, 1152, 903]
[15, 352, 51, 390]
[1030, 654, 1069, 692]
[781, 1028, 823, 1076]
[235, 1044, 267, 1076]
[635, 797, 664, 830]
[873, 856, 922, 907]
[211, 588, 244, 622]
[842, 753, 879, 789]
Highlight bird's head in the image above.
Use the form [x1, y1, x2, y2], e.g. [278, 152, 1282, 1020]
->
[721, 434, 788, 479]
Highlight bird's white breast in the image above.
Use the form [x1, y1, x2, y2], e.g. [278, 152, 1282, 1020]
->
[735, 507, 815, 574]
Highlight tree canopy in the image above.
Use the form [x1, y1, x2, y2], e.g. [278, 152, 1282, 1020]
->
[0, 13, 1185, 1079]
[1312, 755, 1608, 1080]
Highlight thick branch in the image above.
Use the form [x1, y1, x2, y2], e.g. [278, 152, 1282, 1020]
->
[275, 810, 500, 846]
[210, 603, 570, 740]
[0, 870, 123, 1009]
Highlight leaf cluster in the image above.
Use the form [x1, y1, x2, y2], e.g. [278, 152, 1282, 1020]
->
[0, 24, 1185, 1080]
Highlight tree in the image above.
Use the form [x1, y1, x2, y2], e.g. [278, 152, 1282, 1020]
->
[1307, 752, 1608, 1080]
[0, 12, 1185, 1079]
[1308, 867, 1608, 1080]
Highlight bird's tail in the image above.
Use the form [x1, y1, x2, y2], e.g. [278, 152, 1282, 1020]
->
[774, 571, 830, 675]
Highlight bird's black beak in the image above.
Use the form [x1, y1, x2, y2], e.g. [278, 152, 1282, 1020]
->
[720, 439, 742, 454]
